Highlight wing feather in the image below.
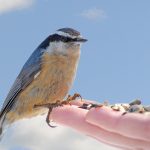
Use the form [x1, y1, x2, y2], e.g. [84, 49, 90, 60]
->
[0, 48, 45, 118]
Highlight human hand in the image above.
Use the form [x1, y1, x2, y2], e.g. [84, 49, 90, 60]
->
[51, 100, 150, 150]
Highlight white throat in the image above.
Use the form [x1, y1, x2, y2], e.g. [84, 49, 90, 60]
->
[45, 41, 81, 56]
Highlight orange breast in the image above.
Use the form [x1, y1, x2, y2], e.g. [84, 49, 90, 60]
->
[6, 52, 80, 121]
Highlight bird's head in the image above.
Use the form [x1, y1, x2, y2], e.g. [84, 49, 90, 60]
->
[39, 28, 87, 55]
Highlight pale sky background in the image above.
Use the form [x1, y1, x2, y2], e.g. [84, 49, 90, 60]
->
[0, 0, 150, 149]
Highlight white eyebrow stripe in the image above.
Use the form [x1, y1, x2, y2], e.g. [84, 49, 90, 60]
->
[56, 31, 82, 39]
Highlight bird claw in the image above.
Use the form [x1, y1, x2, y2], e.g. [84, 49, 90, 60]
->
[46, 107, 57, 128]
[65, 93, 82, 104]
[34, 102, 60, 128]
[33, 93, 82, 128]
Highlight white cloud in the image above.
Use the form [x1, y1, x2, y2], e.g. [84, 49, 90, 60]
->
[80, 8, 107, 20]
[0, 0, 34, 14]
[0, 115, 117, 150]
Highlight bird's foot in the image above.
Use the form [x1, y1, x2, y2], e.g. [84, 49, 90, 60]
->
[34, 101, 64, 128]
[62, 93, 82, 105]
[33, 93, 82, 128]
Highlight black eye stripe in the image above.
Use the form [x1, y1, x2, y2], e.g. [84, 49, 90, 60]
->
[49, 34, 74, 42]
[38, 34, 76, 49]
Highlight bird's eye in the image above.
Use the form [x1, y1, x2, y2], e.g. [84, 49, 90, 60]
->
[60, 36, 69, 42]
[64, 37, 70, 42]
[52, 34, 75, 43]
[64, 37, 74, 42]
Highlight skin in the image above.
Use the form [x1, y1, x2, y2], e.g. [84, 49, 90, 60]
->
[51, 100, 150, 150]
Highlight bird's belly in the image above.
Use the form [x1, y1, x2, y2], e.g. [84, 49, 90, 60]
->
[7, 54, 79, 121]
[15, 71, 72, 118]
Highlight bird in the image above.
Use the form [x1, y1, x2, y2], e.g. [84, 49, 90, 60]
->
[0, 27, 87, 137]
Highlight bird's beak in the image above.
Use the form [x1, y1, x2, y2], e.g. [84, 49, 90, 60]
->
[75, 37, 88, 43]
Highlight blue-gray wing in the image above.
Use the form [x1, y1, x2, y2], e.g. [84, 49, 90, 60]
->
[0, 47, 45, 118]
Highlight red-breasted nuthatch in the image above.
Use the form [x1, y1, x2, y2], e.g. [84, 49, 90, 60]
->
[0, 28, 87, 138]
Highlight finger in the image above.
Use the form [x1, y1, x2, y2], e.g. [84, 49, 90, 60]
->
[86, 106, 150, 142]
[92, 125, 150, 150]
[51, 105, 89, 131]
[51, 105, 149, 150]
[51, 105, 128, 149]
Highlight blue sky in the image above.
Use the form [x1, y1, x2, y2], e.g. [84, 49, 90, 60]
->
[1, 0, 150, 106]
[0, 0, 150, 149]
[1, 1, 150, 107]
